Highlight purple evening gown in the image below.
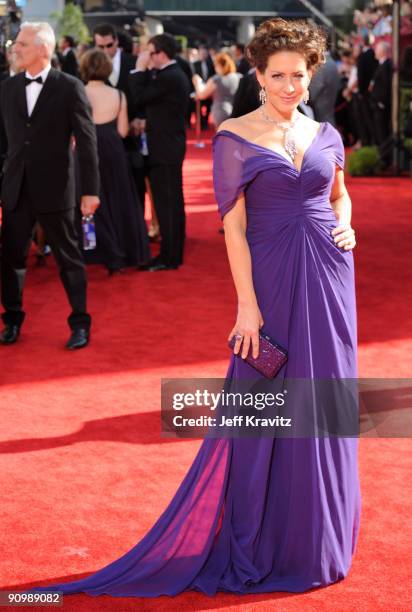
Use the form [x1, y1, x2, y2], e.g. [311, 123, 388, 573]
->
[33, 121, 361, 597]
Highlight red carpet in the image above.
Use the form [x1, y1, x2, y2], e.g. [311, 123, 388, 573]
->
[0, 130, 411, 610]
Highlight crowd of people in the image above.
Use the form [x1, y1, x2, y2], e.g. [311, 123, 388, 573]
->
[0, 6, 411, 349]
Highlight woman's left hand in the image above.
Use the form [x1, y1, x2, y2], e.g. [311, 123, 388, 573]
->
[331, 224, 356, 250]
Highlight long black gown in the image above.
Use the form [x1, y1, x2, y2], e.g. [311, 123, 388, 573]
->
[80, 98, 150, 272]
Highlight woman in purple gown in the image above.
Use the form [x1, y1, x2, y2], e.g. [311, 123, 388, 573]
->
[32, 18, 360, 597]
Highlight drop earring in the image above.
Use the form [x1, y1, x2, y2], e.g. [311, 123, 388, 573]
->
[303, 89, 310, 104]
[259, 87, 267, 105]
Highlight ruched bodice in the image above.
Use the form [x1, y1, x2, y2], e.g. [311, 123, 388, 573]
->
[32, 120, 361, 599]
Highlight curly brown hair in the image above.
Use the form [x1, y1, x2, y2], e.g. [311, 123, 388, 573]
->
[246, 18, 327, 74]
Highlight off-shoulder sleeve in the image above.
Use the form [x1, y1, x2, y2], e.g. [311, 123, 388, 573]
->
[333, 128, 345, 170]
[212, 132, 252, 219]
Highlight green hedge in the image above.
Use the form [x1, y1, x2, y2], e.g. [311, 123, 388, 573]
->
[347, 146, 380, 176]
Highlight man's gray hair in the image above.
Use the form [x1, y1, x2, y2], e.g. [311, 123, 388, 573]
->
[20, 22, 56, 58]
[376, 40, 391, 54]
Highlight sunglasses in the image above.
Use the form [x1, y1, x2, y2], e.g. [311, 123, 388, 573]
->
[97, 42, 115, 49]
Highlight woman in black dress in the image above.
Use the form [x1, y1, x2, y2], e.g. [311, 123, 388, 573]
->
[79, 49, 149, 274]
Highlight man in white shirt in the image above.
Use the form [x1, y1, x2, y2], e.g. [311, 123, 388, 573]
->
[0, 22, 100, 349]
[93, 23, 135, 94]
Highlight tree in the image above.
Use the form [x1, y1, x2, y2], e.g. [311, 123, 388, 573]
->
[50, 2, 90, 45]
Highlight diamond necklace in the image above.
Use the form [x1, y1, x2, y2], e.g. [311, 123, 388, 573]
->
[259, 106, 301, 161]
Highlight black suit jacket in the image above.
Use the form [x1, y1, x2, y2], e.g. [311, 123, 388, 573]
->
[0, 69, 99, 212]
[193, 58, 215, 81]
[231, 71, 260, 118]
[115, 51, 137, 118]
[60, 48, 79, 78]
[357, 48, 378, 95]
[175, 55, 194, 91]
[371, 59, 392, 109]
[236, 57, 251, 76]
[129, 63, 190, 165]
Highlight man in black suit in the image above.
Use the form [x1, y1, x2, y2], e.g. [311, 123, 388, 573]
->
[370, 41, 393, 168]
[0, 22, 100, 348]
[234, 44, 251, 76]
[193, 46, 215, 130]
[93, 24, 135, 106]
[356, 35, 378, 146]
[231, 68, 260, 117]
[58, 35, 79, 78]
[129, 33, 190, 271]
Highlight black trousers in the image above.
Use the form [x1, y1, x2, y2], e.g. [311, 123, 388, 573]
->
[199, 99, 212, 130]
[372, 106, 393, 167]
[355, 92, 376, 146]
[149, 163, 185, 267]
[0, 180, 91, 330]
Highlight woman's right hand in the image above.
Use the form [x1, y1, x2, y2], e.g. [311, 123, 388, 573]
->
[228, 303, 264, 360]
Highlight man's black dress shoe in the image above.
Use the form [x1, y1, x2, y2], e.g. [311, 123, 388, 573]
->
[66, 328, 89, 350]
[35, 254, 47, 267]
[107, 267, 125, 276]
[0, 324, 20, 345]
[148, 262, 178, 272]
[138, 256, 163, 271]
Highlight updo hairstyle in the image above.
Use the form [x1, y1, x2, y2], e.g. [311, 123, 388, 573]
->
[247, 18, 327, 75]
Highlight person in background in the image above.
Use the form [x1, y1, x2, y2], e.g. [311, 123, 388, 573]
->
[234, 43, 251, 75]
[175, 39, 193, 90]
[76, 42, 90, 62]
[0, 50, 9, 81]
[116, 29, 134, 55]
[0, 42, 49, 267]
[0, 21, 100, 349]
[370, 41, 393, 169]
[175, 40, 195, 129]
[399, 45, 412, 147]
[80, 49, 149, 274]
[192, 52, 241, 128]
[129, 33, 190, 271]
[356, 34, 378, 146]
[342, 44, 362, 149]
[308, 42, 340, 126]
[335, 49, 358, 146]
[187, 47, 199, 64]
[58, 35, 79, 77]
[372, 5, 393, 37]
[193, 45, 215, 130]
[231, 66, 260, 117]
[132, 36, 141, 57]
[93, 24, 135, 95]
[93, 23, 145, 225]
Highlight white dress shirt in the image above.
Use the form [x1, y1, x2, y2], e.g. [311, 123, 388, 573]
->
[109, 48, 121, 86]
[200, 59, 208, 80]
[25, 63, 51, 117]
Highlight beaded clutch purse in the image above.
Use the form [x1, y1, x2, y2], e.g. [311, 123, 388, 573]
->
[228, 331, 288, 379]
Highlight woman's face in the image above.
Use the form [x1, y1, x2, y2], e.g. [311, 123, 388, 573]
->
[256, 51, 311, 112]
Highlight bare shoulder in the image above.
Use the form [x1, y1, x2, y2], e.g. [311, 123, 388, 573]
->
[216, 111, 260, 137]
[216, 117, 242, 134]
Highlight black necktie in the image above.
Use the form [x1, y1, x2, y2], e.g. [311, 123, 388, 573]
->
[25, 76, 43, 86]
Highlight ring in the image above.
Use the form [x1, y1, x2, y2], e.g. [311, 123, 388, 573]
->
[234, 333, 244, 341]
